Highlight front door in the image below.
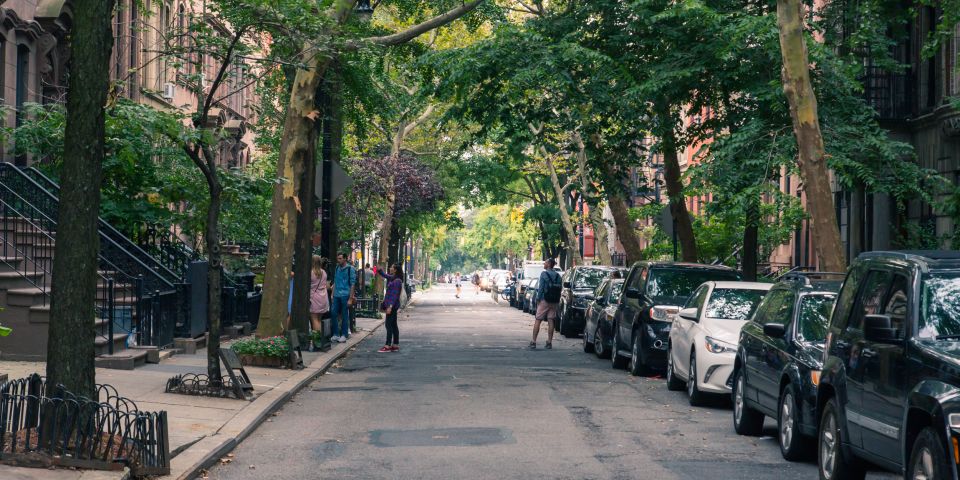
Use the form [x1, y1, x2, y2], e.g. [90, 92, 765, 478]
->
[859, 272, 908, 465]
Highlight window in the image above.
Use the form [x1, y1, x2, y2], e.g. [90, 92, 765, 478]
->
[884, 275, 909, 337]
[593, 281, 608, 300]
[628, 267, 646, 291]
[573, 268, 609, 290]
[919, 273, 960, 339]
[833, 266, 863, 330]
[705, 288, 768, 321]
[849, 270, 893, 331]
[684, 284, 710, 314]
[797, 294, 836, 343]
[753, 290, 794, 326]
[646, 268, 741, 302]
[608, 282, 624, 303]
[15, 45, 29, 166]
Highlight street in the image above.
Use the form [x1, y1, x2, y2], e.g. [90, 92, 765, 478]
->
[208, 285, 892, 480]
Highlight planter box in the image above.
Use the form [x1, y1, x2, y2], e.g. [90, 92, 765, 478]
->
[238, 354, 289, 368]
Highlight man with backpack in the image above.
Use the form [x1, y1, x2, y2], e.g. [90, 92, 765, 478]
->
[530, 258, 561, 350]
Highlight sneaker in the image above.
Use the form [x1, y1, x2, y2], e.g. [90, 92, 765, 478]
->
[390, 345, 399, 352]
[377, 346, 392, 353]
[340, 336, 347, 343]
[545, 343, 552, 350]
[528, 342, 536, 350]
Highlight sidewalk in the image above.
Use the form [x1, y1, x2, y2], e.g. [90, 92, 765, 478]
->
[0, 315, 386, 480]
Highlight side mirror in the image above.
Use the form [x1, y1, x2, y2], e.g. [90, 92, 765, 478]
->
[678, 307, 699, 321]
[625, 288, 641, 299]
[763, 323, 787, 338]
[563, 281, 571, 289]
[864, 314, 898, 342]
[585, 294, 595, 301]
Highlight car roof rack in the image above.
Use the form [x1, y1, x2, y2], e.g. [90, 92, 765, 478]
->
[779, 271, 846, 285]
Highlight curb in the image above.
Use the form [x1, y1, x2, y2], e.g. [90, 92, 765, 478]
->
[168, 319, 385, 480]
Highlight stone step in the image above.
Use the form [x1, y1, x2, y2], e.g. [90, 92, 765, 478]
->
[94, 348, 148, 370]
[28, 305, 49, 324]
[94, 333, 129, 356]
[6, 287, 47, 306]
[0, 271, 44, 290]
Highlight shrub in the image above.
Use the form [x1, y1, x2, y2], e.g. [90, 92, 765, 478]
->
[231, 336, 289, 358]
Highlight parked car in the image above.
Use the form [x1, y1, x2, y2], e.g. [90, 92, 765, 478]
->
[523, 278, 540, 313]
[667, 281, 772, 405]
[583, 278, 624, 358]
[611, 262, 742, 375]
[731, 272, 841, 461]
[815, 251, 960, 480]
[558, 266, 625, 338]
[514, 278, 535, 308]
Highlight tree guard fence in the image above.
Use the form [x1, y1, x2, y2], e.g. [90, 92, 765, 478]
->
[0, 375, 170, 476]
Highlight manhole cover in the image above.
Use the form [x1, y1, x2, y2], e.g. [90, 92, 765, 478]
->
[369, 427, 515, 447]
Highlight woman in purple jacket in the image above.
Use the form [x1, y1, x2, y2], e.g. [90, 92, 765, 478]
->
[375, 263, 404, 353]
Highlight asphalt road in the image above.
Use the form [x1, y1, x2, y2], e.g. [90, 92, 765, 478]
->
[208, 284, 895, 480]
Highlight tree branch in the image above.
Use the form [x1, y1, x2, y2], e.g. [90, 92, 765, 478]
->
[344, 0, 484, 50]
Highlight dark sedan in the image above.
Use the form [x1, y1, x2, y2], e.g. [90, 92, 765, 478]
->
[732, 273, 840, 461]
[558, 266, 624, 337]
[583, 278, 624, 358]
[523, 278, 540, 313]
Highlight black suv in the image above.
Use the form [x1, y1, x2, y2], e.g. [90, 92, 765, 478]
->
[732, 272, 842, 461]
[612, 261, 741, 375]
[817, 251, 960, 480]
[558, 266, 623, 338]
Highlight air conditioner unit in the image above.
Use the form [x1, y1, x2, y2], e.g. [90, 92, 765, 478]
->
[162, 82, 175, 100]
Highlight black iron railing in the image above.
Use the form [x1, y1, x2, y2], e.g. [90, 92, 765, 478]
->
[20, 166, 183, 287]
[0, 375, 170, 475]
[130, 223, 198, 282]
[611, 253, 627, 267]
[863, 65, 913, 121]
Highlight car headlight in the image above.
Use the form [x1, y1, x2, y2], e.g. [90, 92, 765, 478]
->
[704, 336, 736, 354]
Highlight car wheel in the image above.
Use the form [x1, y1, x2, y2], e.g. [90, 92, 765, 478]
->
[628, 332, 647, 376]
[582, 324, 595, 353]
[594, 326, 610, 359]
[687, 352, 706, 406]
[908, 427, 949, 480]
[666, 344, 685, 391]
[818, 397, 865, 480]
[779, 383, 811, 461]
[732, 368, 764, 436]
[611, 326, 628, 369]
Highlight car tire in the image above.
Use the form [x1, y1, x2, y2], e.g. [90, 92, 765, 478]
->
[583, 324, 595, 353]
[628, 332, 647, 376]
[818, 397, 865, 480]
[687, 352, 706, 406]
[594, 326, 610, 359]
[907, 427, 949, 480]
[778, 383, 811, 461]
[666, 344, 685, 391]
[732, 368, 764, 436]
[611, 326, 628, 369]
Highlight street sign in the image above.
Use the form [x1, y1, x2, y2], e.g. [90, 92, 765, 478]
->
[315, 159, 353, 202]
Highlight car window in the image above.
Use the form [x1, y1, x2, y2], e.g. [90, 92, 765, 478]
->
[628, 267, 646, 291]
[705, 288, 768, 320]
[575, 269, 610, 289]
[609, 282, 624, 303]
[849, 270, 893, 331]
[883, 274, 909, 338]
[919, 273, 960, 339]
[767, 291, 796, 326]
[797, 294, 836, 342]
[832, 266, 864, 330]
[594, 280, 609, 300]
[646, 269, 741, 302]
[684, 285, 710, 311]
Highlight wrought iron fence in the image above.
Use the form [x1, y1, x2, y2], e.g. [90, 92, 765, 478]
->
[355, 295, 381, 318]
[610, 253, 627, 267]
[0, 375, 170, 475]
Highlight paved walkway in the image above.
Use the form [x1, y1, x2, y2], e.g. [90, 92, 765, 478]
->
[0, 314, 386, 480]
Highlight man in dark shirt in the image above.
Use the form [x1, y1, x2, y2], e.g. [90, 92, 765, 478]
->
[530, 259, 561, 350]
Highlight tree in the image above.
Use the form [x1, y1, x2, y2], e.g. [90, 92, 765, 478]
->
[257, 0, 489, 338]
[46, 0, 116, 399]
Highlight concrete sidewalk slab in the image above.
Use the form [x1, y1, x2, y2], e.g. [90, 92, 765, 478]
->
[0, 315, 387, 480]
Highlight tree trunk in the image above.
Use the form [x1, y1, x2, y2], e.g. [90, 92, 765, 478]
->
[205, 182, 223, 381]
[662, 146, 698, 262]
[290, 111, 319, 337]
[572, 133, 611, 265]
[742, 198, 760, 281]
[45, 0, 116, 399]
[601, 163, 644, 264]
[776, 0, 845, 271]
[544, 155, 583, 266]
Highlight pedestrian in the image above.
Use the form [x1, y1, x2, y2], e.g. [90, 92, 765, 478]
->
[455, 271, 462, 298]
[530, 258, 562, 350]
[310, 255, 330, 350]
[363, 263, 375, 296]
[375, 263, 404, 353]
[330, 252, 356, 343]
[472, 272, 481, 295]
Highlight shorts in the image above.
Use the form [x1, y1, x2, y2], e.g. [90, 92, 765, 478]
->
[535, 301, 559, 322]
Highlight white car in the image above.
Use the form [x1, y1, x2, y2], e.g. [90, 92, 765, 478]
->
[666, 281, 772, 405]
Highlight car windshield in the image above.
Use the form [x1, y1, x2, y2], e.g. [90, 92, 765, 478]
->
[919, 273, 960, 339]
[705, 288, 768, 320]
[647, 269, 741, 302]
[574, 269, 609, 289]
[797, 294, 835, 342]
[609, 282, 624, 303]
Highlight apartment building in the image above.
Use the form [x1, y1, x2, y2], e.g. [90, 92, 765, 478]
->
[0, 0, 258, 167]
